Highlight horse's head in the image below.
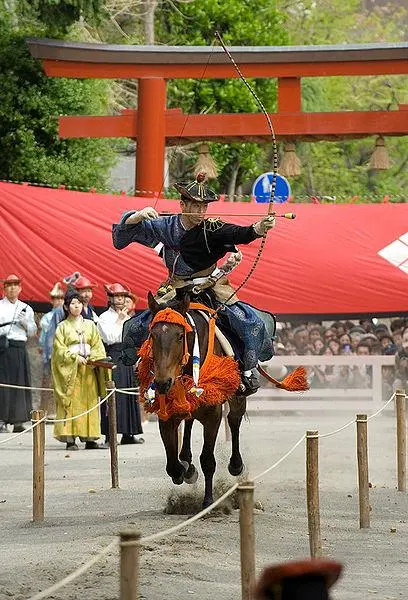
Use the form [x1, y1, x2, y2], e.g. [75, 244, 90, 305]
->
[147, 290, 191, 395]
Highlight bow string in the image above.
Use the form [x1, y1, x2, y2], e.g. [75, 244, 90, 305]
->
[214, 32, 279, 303]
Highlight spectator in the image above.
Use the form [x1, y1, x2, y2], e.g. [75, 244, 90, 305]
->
[74, 276, 98, 322]
[0, 275, 37, 433]
[98, 283, 144, 446]
[328, 338, 341, 355]
[38, 282, 64, 416]
[124, 292, 138, 317]
[45, 273, 98, 354]
[349, 326, 366, 352]
[313, 338, 324, 354]
[52, 289, 110, 451]
[293, 326, 308, 353]
[395, 348, 408, 391]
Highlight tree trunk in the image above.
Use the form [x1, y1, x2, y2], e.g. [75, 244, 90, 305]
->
[142, 0, 157, 44]
[227, 161, 240, 201]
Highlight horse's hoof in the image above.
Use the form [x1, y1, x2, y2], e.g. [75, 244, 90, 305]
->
[180, 460, 190, 471]
[172, 475, 184, 485]
[184, 464, 198, 484]
[228, 461, 245, 477]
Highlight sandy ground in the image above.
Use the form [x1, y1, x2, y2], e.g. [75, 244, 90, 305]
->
[1, 399, 407, 600]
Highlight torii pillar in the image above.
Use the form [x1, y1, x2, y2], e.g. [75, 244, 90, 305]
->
[136, 78, 166, 197]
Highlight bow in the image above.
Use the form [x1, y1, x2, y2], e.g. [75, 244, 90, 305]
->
[214, 31, 278, 303]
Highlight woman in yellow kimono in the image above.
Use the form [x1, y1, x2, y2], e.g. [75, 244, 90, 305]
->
[52, 290, 110, 450]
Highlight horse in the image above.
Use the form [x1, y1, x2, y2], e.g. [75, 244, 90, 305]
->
[143, 290, 246, 509]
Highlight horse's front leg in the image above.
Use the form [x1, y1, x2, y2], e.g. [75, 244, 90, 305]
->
[179, 418, 198, 484]
[227, 394, 246, 477]
[159, 416, 186, 485]
[198, 406, 222, 508]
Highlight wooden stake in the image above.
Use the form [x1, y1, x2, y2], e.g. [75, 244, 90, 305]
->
[32, 409, 45, 522]
[120, 530, 141, 600]
[106, 381, 119, 489]
[356, 414, 370, 528]
[306, 430, 322, 557]
[238, 481, 256, 600]
[396, 389, 406, 492]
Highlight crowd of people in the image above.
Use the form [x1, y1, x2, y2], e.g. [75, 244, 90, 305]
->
[274, 318, 408, 396]
[0, 273, 144, 450]
[1, 271, 407, 442]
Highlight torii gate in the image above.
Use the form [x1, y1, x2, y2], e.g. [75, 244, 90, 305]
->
[27, 39, 408, 196]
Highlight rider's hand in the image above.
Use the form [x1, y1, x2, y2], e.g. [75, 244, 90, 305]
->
[253, 214, 276, 236]
[77, 355, 87, 366]
[126, 207, 159, 224]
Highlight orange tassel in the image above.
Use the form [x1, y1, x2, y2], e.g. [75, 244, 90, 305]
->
[157, 394, 169, 420]
[258, 365, 309, 392]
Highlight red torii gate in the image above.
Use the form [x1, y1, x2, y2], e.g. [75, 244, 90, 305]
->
[27, 39, 408, 196]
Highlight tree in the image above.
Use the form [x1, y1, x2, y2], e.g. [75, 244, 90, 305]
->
[156, 0, 289, 196]
[276, 0, 408, 201]
[0, 3, 116, 190]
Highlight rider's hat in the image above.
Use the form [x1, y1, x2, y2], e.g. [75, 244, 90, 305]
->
[254, 559, 343, 600]
[174, 172, 218, 203]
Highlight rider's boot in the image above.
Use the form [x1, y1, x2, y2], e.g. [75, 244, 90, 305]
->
[239, 370, 260, 397]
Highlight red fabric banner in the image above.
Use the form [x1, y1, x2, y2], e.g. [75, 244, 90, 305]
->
[0, 182, 407, 316]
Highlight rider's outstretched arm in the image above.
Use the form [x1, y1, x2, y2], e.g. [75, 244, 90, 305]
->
[112, 208, 169, 250]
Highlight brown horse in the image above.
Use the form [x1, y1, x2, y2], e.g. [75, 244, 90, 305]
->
[146, 291, 246, 509]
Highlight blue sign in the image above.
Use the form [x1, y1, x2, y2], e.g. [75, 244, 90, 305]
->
[252, 172, 291, 204]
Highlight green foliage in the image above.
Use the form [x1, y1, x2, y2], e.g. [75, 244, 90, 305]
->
[26, 0, 105, 34]
[0, 6, 116, 190]
[277, 0, 408, 201]
[156, 0, 288, 193]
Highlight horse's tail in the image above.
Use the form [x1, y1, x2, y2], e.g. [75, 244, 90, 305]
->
[257, 365, 309, 392]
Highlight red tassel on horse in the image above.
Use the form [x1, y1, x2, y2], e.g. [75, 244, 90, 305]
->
[257, 365, 309, 392]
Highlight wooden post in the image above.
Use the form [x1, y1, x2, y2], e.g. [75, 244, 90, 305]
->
[396, 389, 406, 492]
[306, 431, 322, 557]
[32, 409, 45, 522]
[120, 530, 141, 600]
[106, 381, 119, 489]
[238, 481, 256, 600]
[356, 414, 370, 528]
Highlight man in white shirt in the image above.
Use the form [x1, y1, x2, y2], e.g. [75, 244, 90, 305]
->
[98, 283, 144, 445]
[0, 275, 37, 432]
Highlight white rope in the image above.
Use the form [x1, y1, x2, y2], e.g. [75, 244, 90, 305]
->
[0, 383, 53, 391]
[26, 539, 118, 600]
[46, 390, 113, 423]
[317, 419, 356, 438]
[0, 391, 114, 446]
[367, 392, 396, 420]
[0, 416, 47, 445]
[253, 434, 306, 481]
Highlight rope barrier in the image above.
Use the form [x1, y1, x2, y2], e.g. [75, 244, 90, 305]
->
[0, 390, 114, 446]
[10, 388, 408, 599]
[0, 416, 47, 446]
[26, 539, 118, 600]
[367, 392, 396, 420]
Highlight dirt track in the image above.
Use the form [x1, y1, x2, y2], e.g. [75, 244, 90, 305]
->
[1, 402, 408, 600]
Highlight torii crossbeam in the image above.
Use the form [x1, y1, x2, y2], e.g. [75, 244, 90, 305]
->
[27, 39, 408, 196]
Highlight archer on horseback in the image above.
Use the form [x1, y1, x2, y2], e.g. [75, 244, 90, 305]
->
[112, 172, 276, 396]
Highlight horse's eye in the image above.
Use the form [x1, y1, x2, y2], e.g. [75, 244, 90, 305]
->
[178, 333, 184, 342]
